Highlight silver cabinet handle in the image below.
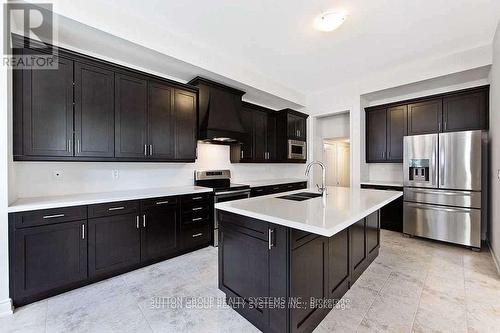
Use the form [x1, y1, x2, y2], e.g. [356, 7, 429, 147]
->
[240, 150, 243, 159]
[43, 214, 65, 219]
[136, 216, 139, 229]
[438, 122, 441, 132]
[192, 217, 203, 222]
[192, 207, 203, 211]
[192, 233, 203, 238]
[268, 228, 274, 250]
[68, 139, 72, 153]
[142, 214, 146, 228]
[82, 224, 85, 239]
[149, 144, 153, 156]
[156, 200, 169, 205]
[192, 196, 203, 200]
[108, 206, 125, 211]
[144, 144, 147, 156]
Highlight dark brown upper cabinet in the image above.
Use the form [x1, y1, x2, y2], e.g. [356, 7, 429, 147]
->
[239, 105, 254, 161]
[74, 62, 115, 158]
[115, 74, 149, 159]
[365, 86, 489, 163]
[253, 109, 269, 161]
[17, 51, 74, 158]
[366, 108, 387, 163]
[286, 111, 307, 141]
[148, 82, 175, 160]
[386, 105, 407, 161]
[174, 89, 197, 160]
[407, 99, 442, 135]
[443, 90, 488, 132]
[13, 36, 199, 162]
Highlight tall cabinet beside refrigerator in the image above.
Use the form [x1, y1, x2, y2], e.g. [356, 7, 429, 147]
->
[403, 130, 487, 250]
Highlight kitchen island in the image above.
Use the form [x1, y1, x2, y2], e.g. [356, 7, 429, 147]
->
[215, 186, 402, 333]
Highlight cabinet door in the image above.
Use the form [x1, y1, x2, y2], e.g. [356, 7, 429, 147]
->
[350, 218, 366, 283]
[296, 116, 307, 141]
[253, 110, 268, 161]
[408, 99, 442, 135]
[174, 89, 197, 160]
[141, 205, 178, 262]
[328, 229, 350, 299]
[366, 108, 387, 162]
[366, 211, 380, 254]
[88, 213, 141, 278]
[267, 112, 277, 160]
[74, 62, 114, 158]
[22, 54, 74, 157]
[148, 82, 175, 159]
[13, 220, 87, 299]
[443, 91, 487, 132]
[219, 224, 270, 329]
[115, 74, 148, 158]
[287, 114, 299, 139]
[240, 106, 254, 160]
[386, 105, 407, 162]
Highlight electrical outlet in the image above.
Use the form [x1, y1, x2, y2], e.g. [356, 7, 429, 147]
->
[112, 169, 120, 180]
[52, 170, 63, 182]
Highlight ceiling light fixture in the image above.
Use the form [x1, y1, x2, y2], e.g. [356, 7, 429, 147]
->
[313, 11, 347, 32]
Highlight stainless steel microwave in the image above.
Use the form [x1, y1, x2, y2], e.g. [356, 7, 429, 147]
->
[288, 140, 306, 160]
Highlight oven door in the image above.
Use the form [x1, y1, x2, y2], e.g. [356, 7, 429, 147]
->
[288, 140, 306, 159]
[213, 189, 251, 246]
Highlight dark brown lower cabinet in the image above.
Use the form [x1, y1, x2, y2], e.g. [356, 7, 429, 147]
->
[361, 184, 403, 232]
[11, 220, 88, 305]
[88, 213, 141, 278]
[9, 193, 213, 307]
[141, 204, 178, 262]
[218, 210, 381, 333]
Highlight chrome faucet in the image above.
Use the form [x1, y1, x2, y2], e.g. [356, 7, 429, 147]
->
[305, 161, 327, 196]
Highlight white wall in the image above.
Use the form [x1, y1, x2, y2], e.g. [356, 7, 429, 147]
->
[14, 143, 306, 198]
[489, 21, 500, 270]
[0, 0, 13, 314]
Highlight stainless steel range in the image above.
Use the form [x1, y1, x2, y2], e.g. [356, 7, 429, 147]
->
[194, 170, 250, 246]
[403, 130, 487, 250]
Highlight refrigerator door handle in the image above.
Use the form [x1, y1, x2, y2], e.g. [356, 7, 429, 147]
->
[439, 136, 445, 186]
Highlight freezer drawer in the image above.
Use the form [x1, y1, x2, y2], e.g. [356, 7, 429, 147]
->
[403, 202, 481, 248]
[404, 188, 481, 209]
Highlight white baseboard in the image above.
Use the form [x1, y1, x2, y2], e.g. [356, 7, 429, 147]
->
[488, 242, 500, 275]
[0, 298, 13, 317]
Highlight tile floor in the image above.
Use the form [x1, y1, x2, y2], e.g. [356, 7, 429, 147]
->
[2, 230, 500, 333]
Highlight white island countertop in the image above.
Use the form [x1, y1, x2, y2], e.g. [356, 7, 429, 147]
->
[8, 186, 213, 213]
[215, 186, 402, 237]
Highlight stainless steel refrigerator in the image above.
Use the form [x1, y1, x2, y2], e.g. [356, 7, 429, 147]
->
[403, 130, 487, 249]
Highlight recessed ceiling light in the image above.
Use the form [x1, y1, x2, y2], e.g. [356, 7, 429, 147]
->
[313, 11, 347, 32]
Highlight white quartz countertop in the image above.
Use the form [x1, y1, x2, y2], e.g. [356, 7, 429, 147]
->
[215, 186, 402, 237]
[361, 180, 404, 187]
[8, 186, 213, 213]
[240, 178, 308, 187]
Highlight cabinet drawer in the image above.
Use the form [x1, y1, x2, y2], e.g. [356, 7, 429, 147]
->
[181, 193, 211, 204]
[88, 200, 139, 218]
[141, 196, 178, 210]
[182, 223, 211, 248]
[218, 211, 268, 241]
[251, 187, 269, 197]
[182, 211, 210, 225]
[13, 206, 87, 229]
[182, 201, 210, 213]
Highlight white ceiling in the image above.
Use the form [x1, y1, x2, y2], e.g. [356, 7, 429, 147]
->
[49, 0, 500, 96]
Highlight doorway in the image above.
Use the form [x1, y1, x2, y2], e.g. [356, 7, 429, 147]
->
[323, 139, 350, 187]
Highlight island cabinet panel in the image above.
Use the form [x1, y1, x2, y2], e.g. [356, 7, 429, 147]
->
[217, 209, 381, 333]
[290, 235, 329, 333]
[12, 220, 88, 304]
[88, 213, 141, 278]
[328, 229, 350, 300]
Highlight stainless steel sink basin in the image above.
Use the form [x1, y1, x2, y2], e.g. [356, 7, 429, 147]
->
[277, 192, 323, 201]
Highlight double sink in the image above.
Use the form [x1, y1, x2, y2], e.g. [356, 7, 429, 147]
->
[277, 192, 323, 201]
